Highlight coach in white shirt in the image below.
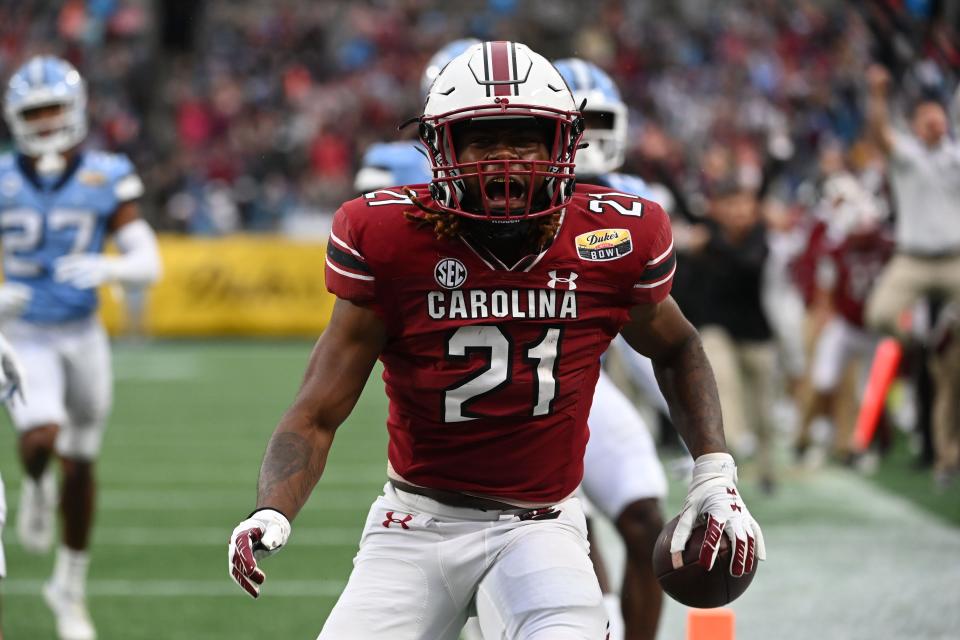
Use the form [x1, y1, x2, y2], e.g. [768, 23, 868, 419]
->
[864, 64, 960, 482]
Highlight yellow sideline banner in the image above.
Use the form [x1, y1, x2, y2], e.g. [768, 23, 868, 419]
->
[100, 235, 335, 337]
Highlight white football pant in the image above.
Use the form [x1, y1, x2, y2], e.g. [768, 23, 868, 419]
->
[810, 317, 879, 393]
[318, 484, 606, 640]
[4, 317, 112, 460]
[580, 369, 667, 520]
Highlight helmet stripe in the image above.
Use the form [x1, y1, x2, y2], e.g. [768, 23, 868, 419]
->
[572, 59, 592, 92]
[29, 58, 44, 86]
[482, 42, 492, 98]
[490, 41, 511, 97]
[510, 41, 520, 96]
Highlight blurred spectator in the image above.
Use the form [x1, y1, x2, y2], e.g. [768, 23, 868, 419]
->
[2, 0, 957, 239]
[679, 182, 778, 493]
[862, 63, 960, 485]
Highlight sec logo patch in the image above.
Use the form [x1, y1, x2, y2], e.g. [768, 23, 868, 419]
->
[575, 228, 633, 261]
[434, 258, 467, 289]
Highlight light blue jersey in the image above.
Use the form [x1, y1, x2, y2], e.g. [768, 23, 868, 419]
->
[0, 150, 143, 323]
[353, 141, 430, 193]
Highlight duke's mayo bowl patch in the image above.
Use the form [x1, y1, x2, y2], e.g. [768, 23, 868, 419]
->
[575, 228, 633, 261]
[78, 171, 107, 186]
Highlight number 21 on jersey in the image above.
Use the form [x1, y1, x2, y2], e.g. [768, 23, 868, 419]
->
[444, 325, 562, 423]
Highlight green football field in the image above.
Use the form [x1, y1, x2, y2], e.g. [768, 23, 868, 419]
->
[1, 341, 958, 639]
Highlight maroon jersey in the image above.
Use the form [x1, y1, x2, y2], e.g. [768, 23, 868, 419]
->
[325, 184, 675, 504]
[817, 229, 894, 327]
[793, 219, 829, 306]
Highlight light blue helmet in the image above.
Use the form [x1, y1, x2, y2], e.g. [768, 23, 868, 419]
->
[4, 55, 88, 157]
[420, 38, 481, 100]
[553, 58, 627, 176]
[354, 141, 430, 192]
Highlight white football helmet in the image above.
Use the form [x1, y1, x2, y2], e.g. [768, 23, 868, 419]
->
[4, 56, 88, 158]
[420, 38, 481, 100]
[821, 173, 883, 240]
[553, 58, 628, 176]
[419, 41, 583, 220]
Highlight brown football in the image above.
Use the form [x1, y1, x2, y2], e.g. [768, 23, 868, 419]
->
[652, 514, 757, 608]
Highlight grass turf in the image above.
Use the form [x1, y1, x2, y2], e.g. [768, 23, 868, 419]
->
[0, 340, 955, 638]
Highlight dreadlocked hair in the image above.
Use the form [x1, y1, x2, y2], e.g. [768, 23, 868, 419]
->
[402, 188, 562, 248]
[403, 189, 463, 240]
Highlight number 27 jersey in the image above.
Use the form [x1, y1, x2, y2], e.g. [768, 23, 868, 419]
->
[325, 184, 676, 505]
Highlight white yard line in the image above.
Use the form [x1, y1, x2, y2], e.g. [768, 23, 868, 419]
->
[1, 579, 344, 598]
[90, 488, 382, 511]
[89, 526, 360, 546]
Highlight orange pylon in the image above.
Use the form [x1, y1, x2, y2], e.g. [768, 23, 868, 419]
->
[852, 337, 903, 452]
[688, 607, 735, 640]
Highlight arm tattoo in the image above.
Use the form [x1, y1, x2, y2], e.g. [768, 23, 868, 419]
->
[654, 333, 726, 457]
[257, 431, 316, 512]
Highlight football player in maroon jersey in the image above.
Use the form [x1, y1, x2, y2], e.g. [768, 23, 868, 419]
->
[228, 41, 764, 639]
[795, 173, 894, 463]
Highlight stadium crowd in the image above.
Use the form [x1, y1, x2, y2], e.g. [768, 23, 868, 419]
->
[0, 1, 954, 230]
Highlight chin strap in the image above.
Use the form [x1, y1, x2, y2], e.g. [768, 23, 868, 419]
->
[403, 187, 448, 217]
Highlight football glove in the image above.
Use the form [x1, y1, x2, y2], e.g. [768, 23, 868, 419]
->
[671, 452, 765, 577]
[0, 283, 31, 322]
[228, 508, 291, 599]
[53, 254, 121, 290]
[0, 331, 25, 403]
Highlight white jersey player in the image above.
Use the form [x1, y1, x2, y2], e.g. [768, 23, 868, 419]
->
[0, 56, 161, 640]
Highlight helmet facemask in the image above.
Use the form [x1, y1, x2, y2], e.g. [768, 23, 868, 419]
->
[576, 105, 627, 176]
[4, 57, 88, 173]
[9, 100, 87, 159]
[420, 102, 583, 221]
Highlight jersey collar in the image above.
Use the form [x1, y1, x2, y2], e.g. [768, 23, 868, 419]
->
[458, 208, 566, 273]
[16, 151, 84, 193]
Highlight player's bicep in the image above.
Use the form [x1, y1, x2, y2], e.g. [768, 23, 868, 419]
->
[107, 200, 141, 233]
[619, 296, 698, 362]
[289, 297, 386, 432]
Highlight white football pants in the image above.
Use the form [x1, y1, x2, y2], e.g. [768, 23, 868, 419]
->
[580, 369, 667, 520]
[4, 316, 112, 460]
[810, 317, 878, 392]
[318, 484, 607, 639]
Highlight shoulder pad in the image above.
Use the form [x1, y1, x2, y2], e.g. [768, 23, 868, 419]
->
[600, 172, 656, 199]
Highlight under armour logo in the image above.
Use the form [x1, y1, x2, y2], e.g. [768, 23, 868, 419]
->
[547, 270, 578, 290]
[730, 504, 742, 512]
[382, 512, 413, 529]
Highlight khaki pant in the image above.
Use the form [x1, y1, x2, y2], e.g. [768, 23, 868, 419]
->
[865, 254, 960, 336]
[930, 337, 960, 474]
[865, 254, 960, 475]
[700, 326, 777, 481]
